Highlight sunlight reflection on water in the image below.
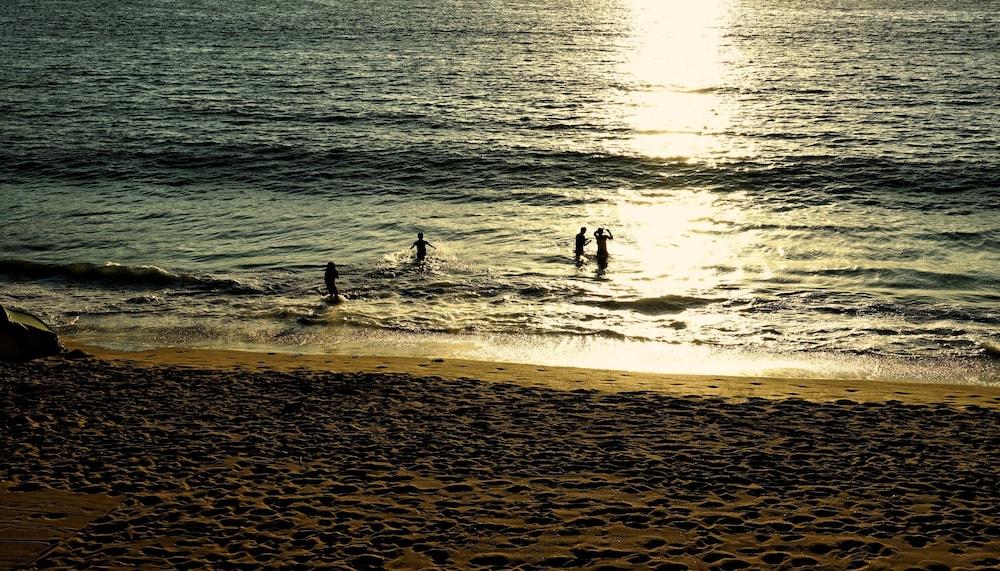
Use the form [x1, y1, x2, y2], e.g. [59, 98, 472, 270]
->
[615, 0, 741, 161]
[4, 0, 999, 380]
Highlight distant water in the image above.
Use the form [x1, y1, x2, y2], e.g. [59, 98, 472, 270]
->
[2, 0, 999, 383]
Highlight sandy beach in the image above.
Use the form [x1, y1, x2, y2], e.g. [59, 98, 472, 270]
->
[2, 348, 999, 570]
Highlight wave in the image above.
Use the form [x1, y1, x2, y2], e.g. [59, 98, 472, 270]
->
[0, 259, 267, 294]
[582, 295, 719, 315]
[791, 266, 991, 290]
[731, 293, 1000, 327]
[4, 144, 998, 212]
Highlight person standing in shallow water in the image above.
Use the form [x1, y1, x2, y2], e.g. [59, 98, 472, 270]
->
[574, 227, 591, 257]
[594, 228, 613, 258]
[324, 262, 339, 297]
[410, 232, 435, 262]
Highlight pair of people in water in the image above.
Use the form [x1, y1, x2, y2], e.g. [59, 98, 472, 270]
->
[410, 229, 610, 262]
[413, 229, 610, 261]
[575, 227, 613, 258]
[325, 232, 436, 296]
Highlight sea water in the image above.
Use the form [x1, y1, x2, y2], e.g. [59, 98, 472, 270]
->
[2, 0, 998, 383]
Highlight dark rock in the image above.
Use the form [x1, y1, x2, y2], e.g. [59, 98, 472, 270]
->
[0, 305, 62, 362]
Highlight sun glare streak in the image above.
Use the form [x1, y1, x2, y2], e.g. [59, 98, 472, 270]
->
[624, 1, 727, 88]
[589, 189, 755, 293]
[614, 0, 736, 160]
[589, 2, 756, 354]
[577, 188, 764, 348]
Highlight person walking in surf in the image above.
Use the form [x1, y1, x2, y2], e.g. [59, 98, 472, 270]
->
[410, 232, 435, 262]
[324, 262, 340, 297]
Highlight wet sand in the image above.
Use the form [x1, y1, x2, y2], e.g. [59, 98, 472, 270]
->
[2, 348, 999, 569]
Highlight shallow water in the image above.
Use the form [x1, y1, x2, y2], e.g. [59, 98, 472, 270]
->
[2, 0, 998, 382]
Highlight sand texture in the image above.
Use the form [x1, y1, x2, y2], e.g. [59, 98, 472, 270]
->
[0, 487, 120, 569]
[67, 343, 1000, 409]
[2, 354, 999, 570]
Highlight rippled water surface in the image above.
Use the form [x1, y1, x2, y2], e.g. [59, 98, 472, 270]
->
[2, 0, 999, 382]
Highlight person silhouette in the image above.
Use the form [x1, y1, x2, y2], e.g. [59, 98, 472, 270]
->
[574, 227, 591, 257]
[324, 262, 339, 297]
[410, 232, 435, 262]
[594, 228, 613, 259]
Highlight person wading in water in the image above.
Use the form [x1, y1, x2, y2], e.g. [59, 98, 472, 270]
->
[324, 262, 340, 297]
[574, 227, 591, 257]
[410, 232, 436, 262]
[594, 227, 613, 259]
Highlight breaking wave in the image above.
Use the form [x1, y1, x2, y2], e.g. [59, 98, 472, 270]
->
[0, 259, 267, 294]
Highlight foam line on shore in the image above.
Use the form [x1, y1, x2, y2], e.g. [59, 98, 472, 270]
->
[66, 341, 1000, 409]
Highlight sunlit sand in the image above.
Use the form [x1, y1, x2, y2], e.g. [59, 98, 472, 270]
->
[3, 347, 997, 568]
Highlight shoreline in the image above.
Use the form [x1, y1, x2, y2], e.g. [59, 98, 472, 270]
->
[2, 346, 998, 568]
[66, 340, 1000, 409]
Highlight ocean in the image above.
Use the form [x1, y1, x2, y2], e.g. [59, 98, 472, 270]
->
[2, 0, 998, 382]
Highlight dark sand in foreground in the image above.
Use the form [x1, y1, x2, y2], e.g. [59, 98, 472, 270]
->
[2, 348, 999, 569]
